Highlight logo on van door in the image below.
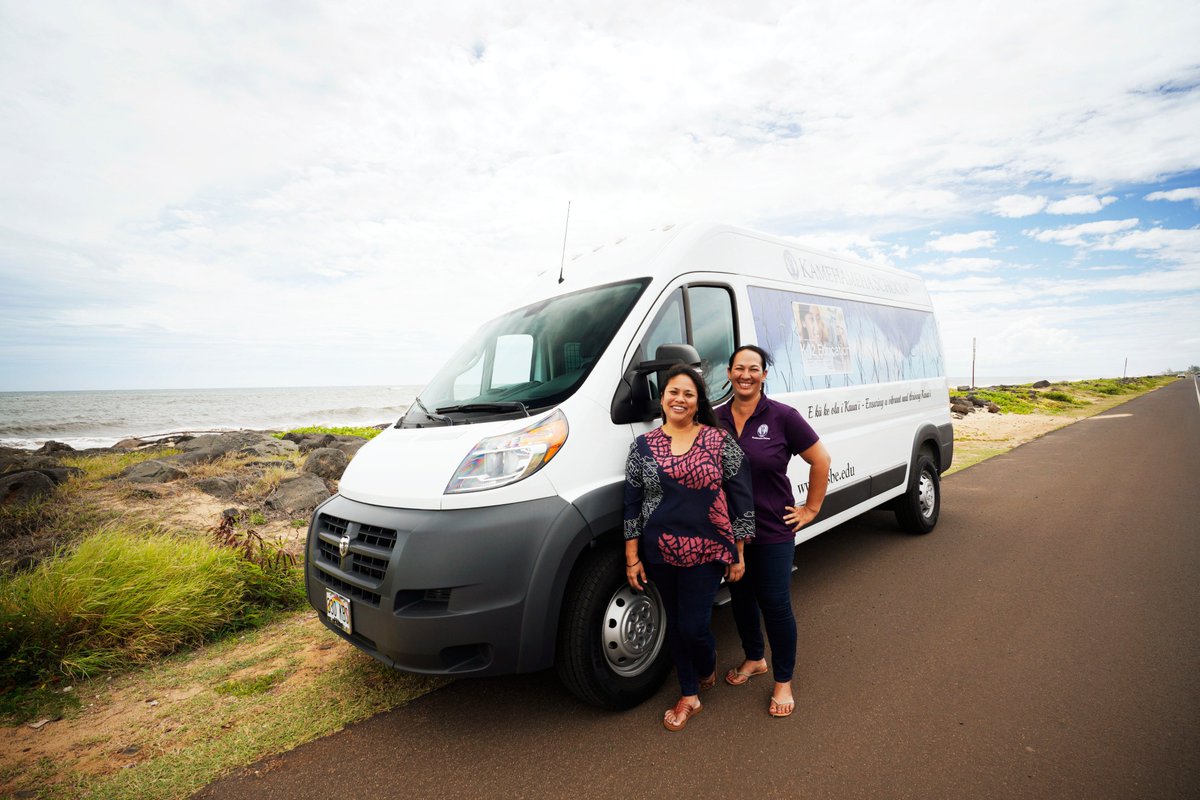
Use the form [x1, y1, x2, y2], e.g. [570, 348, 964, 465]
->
[783, 251, 800, 279]
[753, 424, 770, 440]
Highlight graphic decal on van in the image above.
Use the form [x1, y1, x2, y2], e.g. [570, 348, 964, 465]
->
[791, 303, 851, 375]
[748, 286, 944, 390]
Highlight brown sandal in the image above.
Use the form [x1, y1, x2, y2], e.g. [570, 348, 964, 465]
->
[698, 672, 718, 691]
[663, 698, 702, 731]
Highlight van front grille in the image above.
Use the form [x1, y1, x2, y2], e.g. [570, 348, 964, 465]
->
[316, 568, 381, 607]
[320, 514, 349, 538]
[358, 523, 397, 550]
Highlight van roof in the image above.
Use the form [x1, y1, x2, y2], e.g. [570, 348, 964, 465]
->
[524, 222, 932, 308]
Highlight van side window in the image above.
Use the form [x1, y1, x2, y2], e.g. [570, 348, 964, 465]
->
[643, 290, 686, 364]
[637, 284, 737, 402]
[688, 285, 736, 400]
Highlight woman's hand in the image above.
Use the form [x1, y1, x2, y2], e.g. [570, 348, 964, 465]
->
[725, 560, 746, 583]
[626, 560, 647, 591]
[783, 504, 819, 532]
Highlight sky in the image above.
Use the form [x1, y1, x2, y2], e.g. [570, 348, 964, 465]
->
[1, 0, 1198, 391]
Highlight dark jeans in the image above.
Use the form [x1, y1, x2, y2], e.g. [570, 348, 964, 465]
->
[728, 540, 797, 682]
[646, 560, 725, 696]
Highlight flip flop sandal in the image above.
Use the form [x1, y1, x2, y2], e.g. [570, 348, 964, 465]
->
[769, 695, 795, 718]
[663, 699, 703, 731]
[698, 672, 718, 691]
[725, 664, 769, 686]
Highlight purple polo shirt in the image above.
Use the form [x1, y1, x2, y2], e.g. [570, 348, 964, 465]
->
[716, 394, 820, 545]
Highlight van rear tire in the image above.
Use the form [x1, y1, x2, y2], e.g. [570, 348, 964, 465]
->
[895, 452, 940, 534]
[555, 545, 671, 710]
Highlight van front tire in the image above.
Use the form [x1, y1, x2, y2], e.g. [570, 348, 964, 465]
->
[555, 545, 671, 710]
[895, 452, 940, 534]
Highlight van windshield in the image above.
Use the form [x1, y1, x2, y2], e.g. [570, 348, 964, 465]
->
[400, 278, 650, 427]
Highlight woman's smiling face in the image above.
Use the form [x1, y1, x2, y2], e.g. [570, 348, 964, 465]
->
[661, 373, 699, 426]
[728, 348, 766, 401]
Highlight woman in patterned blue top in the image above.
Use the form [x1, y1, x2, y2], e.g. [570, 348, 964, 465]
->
[623, 364, 755, 731]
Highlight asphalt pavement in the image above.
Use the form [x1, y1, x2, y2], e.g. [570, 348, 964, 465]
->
[196, 377, 1200, 800]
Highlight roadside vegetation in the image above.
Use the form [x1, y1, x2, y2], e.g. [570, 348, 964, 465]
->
[954, 375, 1175, 415]
[947, 375, 1177, 475]
[0, 429, 442, 799]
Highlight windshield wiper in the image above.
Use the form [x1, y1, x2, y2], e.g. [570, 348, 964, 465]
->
[435, 401, 530, 417]
[402, 397, 453, 426]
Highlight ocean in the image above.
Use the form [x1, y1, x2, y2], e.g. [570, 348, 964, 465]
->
[0, 385, 422, 451]
[0, 375, 1093, 451]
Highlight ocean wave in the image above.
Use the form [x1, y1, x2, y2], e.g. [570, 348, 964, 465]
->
[0, 420, 134, 436]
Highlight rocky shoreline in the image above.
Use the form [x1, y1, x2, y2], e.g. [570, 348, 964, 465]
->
[0, 429, 375, 514]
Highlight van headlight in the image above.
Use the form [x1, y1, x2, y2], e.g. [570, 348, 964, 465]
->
[445, 410, 568, 494]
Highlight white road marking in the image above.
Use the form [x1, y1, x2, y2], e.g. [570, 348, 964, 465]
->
[1194, 375, 1200, 412]
[1088, 414, 1133, 420]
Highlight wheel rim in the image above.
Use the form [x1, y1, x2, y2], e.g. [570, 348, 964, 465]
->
[918, 470, 937, 519]
[601, 582, 665, 677]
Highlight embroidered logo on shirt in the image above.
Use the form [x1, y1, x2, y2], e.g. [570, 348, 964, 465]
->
[752, 423, 770, 440]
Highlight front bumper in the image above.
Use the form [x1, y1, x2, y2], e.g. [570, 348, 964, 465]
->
[305, 493, 584, 676]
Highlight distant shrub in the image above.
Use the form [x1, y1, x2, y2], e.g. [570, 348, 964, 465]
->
[274, 425, 380, 440]
[968, 389, 1039, 414]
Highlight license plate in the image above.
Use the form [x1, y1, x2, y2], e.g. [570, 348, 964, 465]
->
[326, 589, 352, 634]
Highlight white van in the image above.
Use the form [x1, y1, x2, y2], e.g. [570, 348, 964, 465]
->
[306, 223, 952, 709]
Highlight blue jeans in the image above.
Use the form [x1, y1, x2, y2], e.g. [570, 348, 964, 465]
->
[728, 540, 797, 682]
[646, 560, 725, 696]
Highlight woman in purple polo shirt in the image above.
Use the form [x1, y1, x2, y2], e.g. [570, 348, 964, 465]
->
[717, 344, 831, 718]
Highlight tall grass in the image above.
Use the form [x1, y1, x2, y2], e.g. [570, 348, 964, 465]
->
[59, 447, 181, 481]
[0, 524, 305, 699]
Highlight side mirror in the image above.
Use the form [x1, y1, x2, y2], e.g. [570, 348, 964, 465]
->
[610, 343, 703, 424]
[633, 343, 703, 376]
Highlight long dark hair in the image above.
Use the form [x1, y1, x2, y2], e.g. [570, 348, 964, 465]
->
[661, 364, 718, 427]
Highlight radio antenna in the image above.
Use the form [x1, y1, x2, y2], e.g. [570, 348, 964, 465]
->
[557, 201, 571, 284]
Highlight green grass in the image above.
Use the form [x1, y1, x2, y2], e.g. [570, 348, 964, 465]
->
[273, 425, 380, 440]
[59, 448, 181, 481]
[956, 375, 1175, 415]
[963, 388, 1040, 414]
[215, 667, 290, 697]
[2, 614, 449, 800]
[0, 524, 305, 720]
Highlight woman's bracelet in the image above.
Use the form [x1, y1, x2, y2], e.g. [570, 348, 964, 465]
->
[626, 559, 640, 568]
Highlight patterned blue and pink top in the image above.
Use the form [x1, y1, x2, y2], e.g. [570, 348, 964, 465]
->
[623, 425, 756, 567]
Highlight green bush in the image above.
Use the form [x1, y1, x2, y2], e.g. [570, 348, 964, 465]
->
[968, 388, 1039, 414]
[0, 525, 305, 696]
[274, 425, 380, 440]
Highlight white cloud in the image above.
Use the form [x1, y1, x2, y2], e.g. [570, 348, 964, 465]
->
[2, 1, 1200, 389]
[1097, 227, 1200, 262]
[994, 194, 1047, 218]
[926, 231, 998, 253]
[1145, 187, 1200, 204]
[917, 257, 1005, 276]
[1027, 218, 1140, 246]
[1046, 194, 1118, 214]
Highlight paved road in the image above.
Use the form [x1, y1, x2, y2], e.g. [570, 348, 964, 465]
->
[197, 378, 1200, 800]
